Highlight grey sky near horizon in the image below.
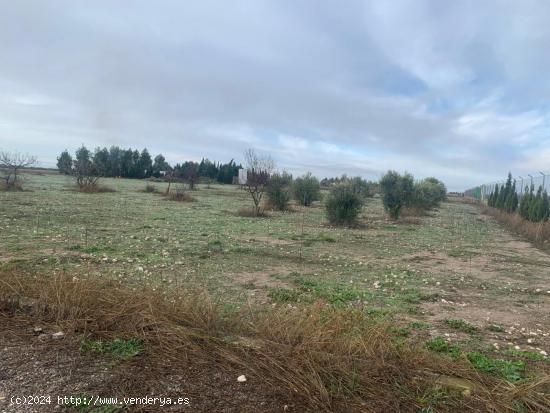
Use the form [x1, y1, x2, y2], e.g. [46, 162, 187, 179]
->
[1, 1, 550, 191]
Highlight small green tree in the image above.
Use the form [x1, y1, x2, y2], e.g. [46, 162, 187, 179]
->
[490, 185, 499, 208]
[542, 191, 550, 221]
[528, 186, 543, 222]
[504, 180, 518, 213]
[379, 171, 414, 219]
[519, 185, 533, 220]
[293, 172, 321, 206]
[410, 178, 446, 210]
[266, 172, 292, 210]
[325, 184, 364, 226]
[56, 150, 73, 175]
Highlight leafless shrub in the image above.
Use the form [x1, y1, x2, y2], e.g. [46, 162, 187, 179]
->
[143, 183, 159, 193]
[241, 148, 274, 216]
[0, 151, 37, 190]
[77, 184, 116, 194]
[165, 183, 194, 202]
[73, 157, 101, 192]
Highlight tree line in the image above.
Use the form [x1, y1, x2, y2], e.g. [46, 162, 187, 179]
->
[242, 149, 448, 226]
[488, 173, 549, 222]
[57, 146, 242, 184]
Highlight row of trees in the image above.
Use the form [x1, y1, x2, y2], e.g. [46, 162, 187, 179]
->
[240, 149, 374, 225]
[320, 175, 378, 197]
[57, 146, 242, 184]
[487, 173, 519, 213]
[488, 173, 549, 222]
[379, 171, 447, 219]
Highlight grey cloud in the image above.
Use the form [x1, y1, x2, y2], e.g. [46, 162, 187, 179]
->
[1, 1, 550, 191]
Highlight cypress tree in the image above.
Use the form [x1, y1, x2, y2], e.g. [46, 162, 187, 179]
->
[491, 185, 499, 208]
[519, 185, 532, 220]
[504, 180, 518, 213]
[529, 186, 543, 222]
[542, 191, 550, 221]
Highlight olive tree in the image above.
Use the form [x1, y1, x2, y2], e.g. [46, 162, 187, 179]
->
[293, 172, 321, 206]
[379, 171, 414, 219]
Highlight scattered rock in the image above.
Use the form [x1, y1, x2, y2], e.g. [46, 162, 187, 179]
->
[33, 326, 43, 334]
[237, 375, 247, 382]
[51, 331, 65, 340]
[436, 376, 476, 396]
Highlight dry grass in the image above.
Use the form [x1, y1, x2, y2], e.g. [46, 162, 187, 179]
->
[481, 206, 550, 245]
[0, 179, 24, 191]
[142, 183, 160, 193]
[0, 269, 548, 412]
[236, 207, 269, 217]
[401, 206, 431, 218]
[76, 184, 116, 194]
[164, 190, 195, 202]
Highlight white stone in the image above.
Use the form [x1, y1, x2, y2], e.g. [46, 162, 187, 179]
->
[51, 331, 64, 340]
[237, 375, 247, 382]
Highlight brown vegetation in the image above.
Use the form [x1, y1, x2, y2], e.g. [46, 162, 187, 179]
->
[481, 206, 550, 246]
[142, 183, 160, 193]
[0, 269, 548, 412]
[76, 184, 116, 194]
[236, 207, 269, 218]
[165, 187, 195, 202]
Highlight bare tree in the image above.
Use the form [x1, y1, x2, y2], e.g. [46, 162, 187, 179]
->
[242, 148, 275, 216]
[73, 161, 100, 190]
[0, 151, 37, 190]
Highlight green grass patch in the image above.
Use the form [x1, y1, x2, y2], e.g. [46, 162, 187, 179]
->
[81, 338, 144, 360]
[401, 288, 439, 304]
[267, 287, 304, 303]
[504, 349, 547, 362]
[443, 319, 477, 334]
[426, 337, 461, 360]
[409, 321, 430, 330]
[486, 324, 505, 332]
[466, 352, 525, 381]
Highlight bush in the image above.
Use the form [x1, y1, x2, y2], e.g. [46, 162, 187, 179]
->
[409, 178, 447, 210]
[143, 183, 158, 193]
[77, 184, 116, 194]
[293, 172, 320, 206]
[325, 185, 364, 226]
[266, 172, 292, 210]
[379, 171, 414, 219]
[165, 185, 194, 202]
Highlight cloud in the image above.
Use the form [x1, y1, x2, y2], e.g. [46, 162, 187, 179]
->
[0, 1, 549, 190]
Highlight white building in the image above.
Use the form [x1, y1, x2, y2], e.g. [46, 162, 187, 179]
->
[238, 168, 247, 185]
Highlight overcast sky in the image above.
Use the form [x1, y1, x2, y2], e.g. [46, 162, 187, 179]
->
[1, 1, 549, 190]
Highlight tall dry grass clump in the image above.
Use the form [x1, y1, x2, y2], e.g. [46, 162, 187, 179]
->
[482, 206, 550, 246]
[76, 184, 116, 194]
[0, 269, 548, 412]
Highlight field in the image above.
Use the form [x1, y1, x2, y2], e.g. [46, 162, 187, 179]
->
[1, 171, 549, 412]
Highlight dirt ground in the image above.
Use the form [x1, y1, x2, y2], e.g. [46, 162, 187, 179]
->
[0, 316, 305, 413]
